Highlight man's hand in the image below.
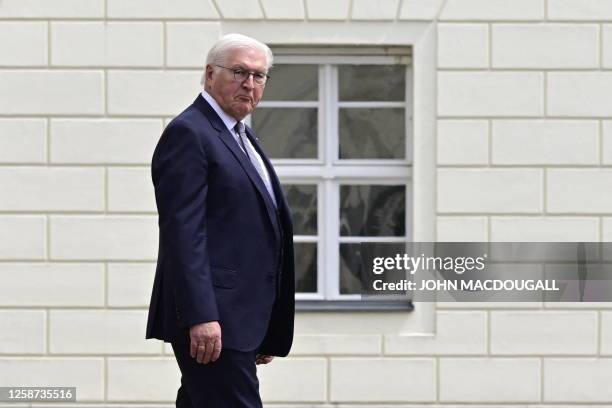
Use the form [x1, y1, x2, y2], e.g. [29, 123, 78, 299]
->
[255, 354, 274, 365]
[189, 321, 222, 364]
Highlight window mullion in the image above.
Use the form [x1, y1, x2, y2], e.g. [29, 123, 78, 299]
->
[323, 63, 341, 300]
[313, 65, 327, 299]
[316, 181, 326, 299]
[405, 66, 414, 165]
[325, 179, 340, 300]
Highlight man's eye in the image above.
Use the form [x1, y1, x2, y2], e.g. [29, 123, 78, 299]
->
[233, 69, 245, 75]
[254, 73, 266, 79]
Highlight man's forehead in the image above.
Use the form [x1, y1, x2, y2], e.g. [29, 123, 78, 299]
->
[225, 47, 267, 68]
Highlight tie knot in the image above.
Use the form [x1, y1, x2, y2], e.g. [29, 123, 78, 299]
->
[234, 122, 246, 135]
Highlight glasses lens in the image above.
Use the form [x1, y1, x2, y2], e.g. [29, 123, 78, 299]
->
[254, 75, 267, 85]
[234, 69, 248, 82]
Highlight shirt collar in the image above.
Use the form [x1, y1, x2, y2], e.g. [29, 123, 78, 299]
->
[201, 90, 242, 134]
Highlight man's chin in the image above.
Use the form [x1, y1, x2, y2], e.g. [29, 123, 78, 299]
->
[231, 107, 253, 121]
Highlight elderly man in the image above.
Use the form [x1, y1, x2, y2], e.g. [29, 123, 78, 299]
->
[145, 33, 295, 407]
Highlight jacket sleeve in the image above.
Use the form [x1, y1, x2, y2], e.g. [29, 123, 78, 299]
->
[152, 120, 219, 328]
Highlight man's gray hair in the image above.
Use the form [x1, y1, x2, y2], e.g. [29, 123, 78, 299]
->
[201, 33, 273, 86]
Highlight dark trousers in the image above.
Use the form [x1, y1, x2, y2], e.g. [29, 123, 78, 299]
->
[171, 342, 263, 408]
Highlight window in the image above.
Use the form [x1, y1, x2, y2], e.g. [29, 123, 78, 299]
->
[248, 47, 413, 310]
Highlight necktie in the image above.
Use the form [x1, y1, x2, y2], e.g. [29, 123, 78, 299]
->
[234, 122, 277, 208]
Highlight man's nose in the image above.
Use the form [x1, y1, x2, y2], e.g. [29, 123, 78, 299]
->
[241, 74, 255, 89]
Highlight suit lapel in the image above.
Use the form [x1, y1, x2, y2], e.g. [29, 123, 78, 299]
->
[192, 95, 281, 238]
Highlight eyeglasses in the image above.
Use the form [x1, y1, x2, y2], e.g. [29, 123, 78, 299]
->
[215, 65, 270, 86]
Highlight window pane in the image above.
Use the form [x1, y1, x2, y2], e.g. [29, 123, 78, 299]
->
[339, 108, 405, 159]
[339, 243, 362, 294]
[252, 108, 317, 159]
[283, 184, 317, 235]
[340, 184, 406, 236]
[340, 242, 407, 295]
[339, 64, 405, 101]
[263, 64, 318, 101]
[295, 242, 317, 293]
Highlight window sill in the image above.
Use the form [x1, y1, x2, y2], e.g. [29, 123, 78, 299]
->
[296, 299, 414, 312]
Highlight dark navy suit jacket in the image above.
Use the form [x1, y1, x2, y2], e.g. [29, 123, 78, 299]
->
[145, 94, 295, 356]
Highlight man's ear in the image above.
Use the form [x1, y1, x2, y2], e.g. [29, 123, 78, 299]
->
[205, 65, 214, 85]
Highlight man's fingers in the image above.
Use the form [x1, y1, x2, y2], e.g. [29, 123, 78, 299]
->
[190, 341, 197, 359]
[255, 354, 274, 365]
[202, 341, 214, 364]
[191, 337, 221, 364]
[196, 343, 207, 363]
[211, 338, 222, 362]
